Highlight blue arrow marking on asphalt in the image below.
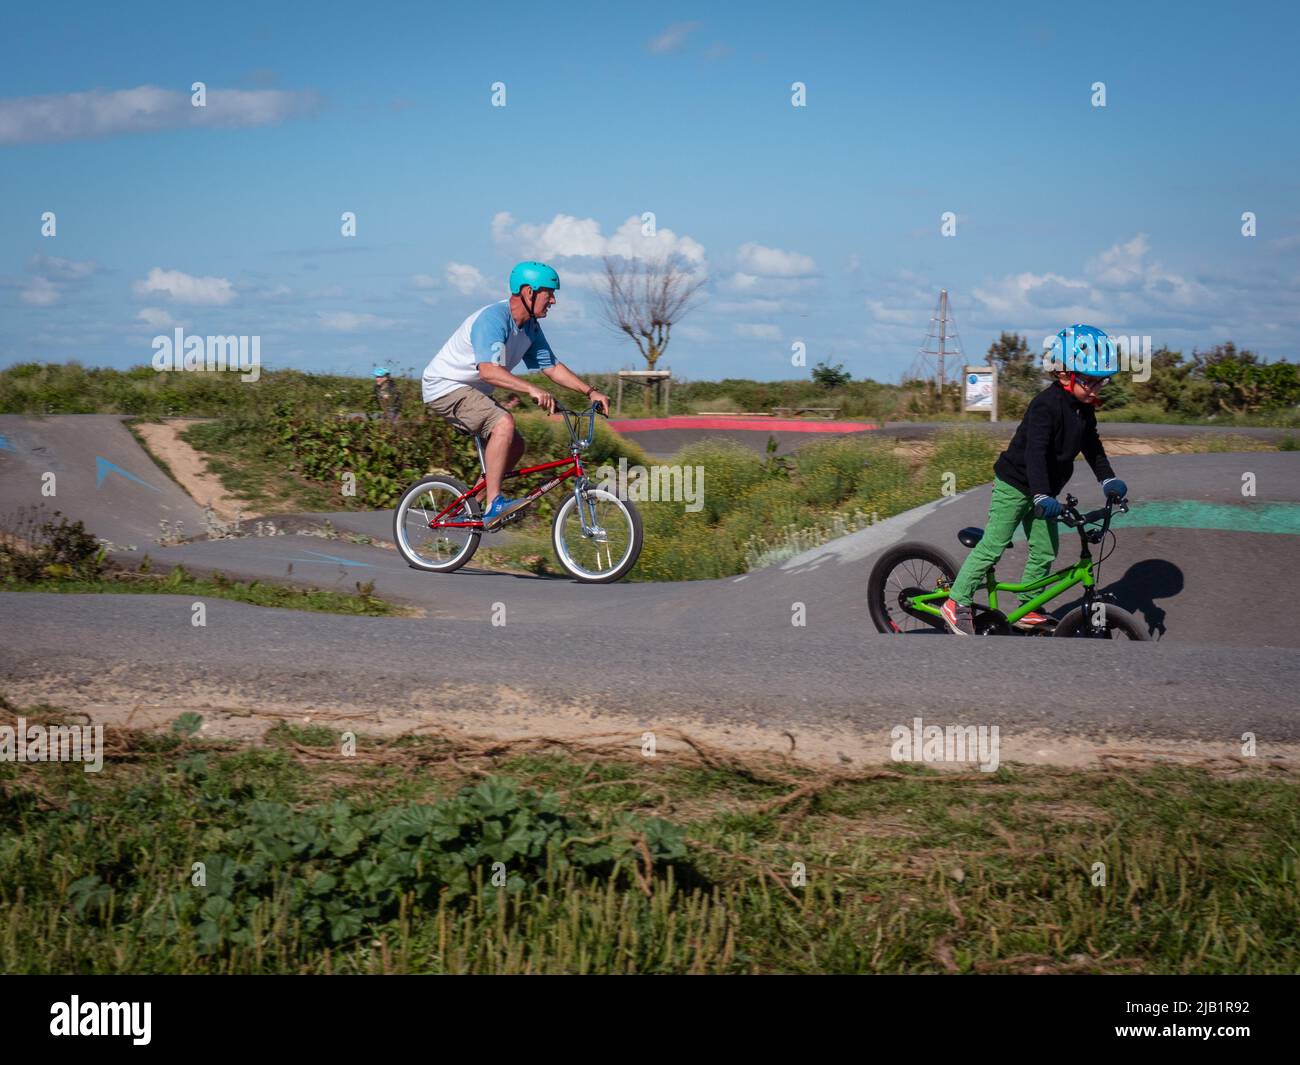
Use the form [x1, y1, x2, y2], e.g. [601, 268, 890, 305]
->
[95, 456, 162, 491]
[273, 549, 377, 567]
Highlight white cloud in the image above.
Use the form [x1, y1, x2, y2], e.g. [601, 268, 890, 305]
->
[133, 268, 237, 305]
[137, 307, 180, 328]
[317, 311, 396, 332]
[733, 323, 782, 340]
[28, 254, 97, 281]
[969, 271, 1093, 319]
[735, 242, 817, 278]
[965, 234, 1213, 332]
[1087, 233, 1152, 288]
[492, 212, 706, 268]
[445, 262, 492, 296]
[1085, 233, 1210, 308]
[17, 253, 99, 305]
[20, 277, 60, 306]
[722, 272, 818, 294]
[0, 86, 322, 145]
[712, 297, 808, 316]
[647, 21, 701, 54]
[410, 273, 438, 289]
[866, 297, 927, 326]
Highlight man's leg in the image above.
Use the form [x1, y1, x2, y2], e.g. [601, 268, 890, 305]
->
[949, 479, 1031, 606]
[483, 414, 524, 501]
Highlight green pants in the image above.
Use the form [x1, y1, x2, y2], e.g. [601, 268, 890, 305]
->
[949, 477, 1060, 607]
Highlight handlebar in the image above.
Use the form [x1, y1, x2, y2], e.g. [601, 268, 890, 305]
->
[550, 401, 606, 450]
[552, 401, 607, 419]
[1035, 492, 1127, 544]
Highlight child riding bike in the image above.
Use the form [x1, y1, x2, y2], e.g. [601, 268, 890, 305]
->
[940, 324, 1130, 636]
[420, 261, 612, 529]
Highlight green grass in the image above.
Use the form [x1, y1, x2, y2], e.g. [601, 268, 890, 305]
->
[1, 704, 1296, 974]
[183, 416, 345, 514]
[1, 564, 402, 616]
[631, 429, 999, 580]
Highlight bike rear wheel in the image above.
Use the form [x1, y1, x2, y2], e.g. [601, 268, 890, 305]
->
[551, 487, 642, 583]
[867, 542, 959, 634]
[1053, 604, 1150, 640]
[393, 476, 481, 572]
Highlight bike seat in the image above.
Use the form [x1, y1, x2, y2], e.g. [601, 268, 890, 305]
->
[444, 417, 488, 451]
[958, 527, 984, 548]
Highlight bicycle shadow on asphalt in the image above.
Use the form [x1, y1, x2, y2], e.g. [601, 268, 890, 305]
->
[457, 567, 570, 581]
[1054, 558, 1184, 641]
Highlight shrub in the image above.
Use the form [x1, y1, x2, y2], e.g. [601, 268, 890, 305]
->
[670, 441, 766, 524]
[0, 506, 106, 583]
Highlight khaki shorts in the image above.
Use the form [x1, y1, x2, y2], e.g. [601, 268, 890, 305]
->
[426, 385, 510, 437]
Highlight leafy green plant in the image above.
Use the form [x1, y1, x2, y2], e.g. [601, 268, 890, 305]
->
[151, 777, 688, 951]
[172, 713, 204, 737]
[0, 506, 106, 583]
[811, 360, 852, 390]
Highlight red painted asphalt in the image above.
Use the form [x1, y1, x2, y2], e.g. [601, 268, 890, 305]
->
[607, 416, 878, 433]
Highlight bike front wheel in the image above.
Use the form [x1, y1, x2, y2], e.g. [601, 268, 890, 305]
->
[551, 487, 642, 583]
[393, 475, 481, 572]
[1053, 604, 1150, 640]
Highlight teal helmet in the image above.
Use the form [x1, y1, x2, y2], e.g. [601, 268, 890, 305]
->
[373, 367, 390, 377]
[1055, 324, 1118, 378]
[509, 261, 560, 295]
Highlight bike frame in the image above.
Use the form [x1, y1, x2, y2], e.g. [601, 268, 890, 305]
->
[906, 557, 1095, 626]
[903, 494, 1119, 627]
[425, 405, 602, 534]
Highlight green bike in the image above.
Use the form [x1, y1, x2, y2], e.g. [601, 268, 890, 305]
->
[867, 493, 1150, 639]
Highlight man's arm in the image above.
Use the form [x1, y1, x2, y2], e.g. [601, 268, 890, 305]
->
[542, 362, 611, 413]
[477, 363, 556, 412]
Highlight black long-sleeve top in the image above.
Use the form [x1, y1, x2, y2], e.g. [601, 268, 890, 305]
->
[993, 384, 1116, 498]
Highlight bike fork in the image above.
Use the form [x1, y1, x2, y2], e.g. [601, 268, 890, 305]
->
[572, 477, 606, 538]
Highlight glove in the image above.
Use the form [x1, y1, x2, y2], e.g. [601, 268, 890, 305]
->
[1101, 477, 1128, 500]
[1033, 494, 1062, 519]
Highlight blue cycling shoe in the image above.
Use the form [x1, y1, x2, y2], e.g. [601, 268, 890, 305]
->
[482, 494, 529, 530]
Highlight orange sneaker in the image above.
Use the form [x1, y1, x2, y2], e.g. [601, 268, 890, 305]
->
[940, 598, 975, 636]
[1013, 610, 1055, 632]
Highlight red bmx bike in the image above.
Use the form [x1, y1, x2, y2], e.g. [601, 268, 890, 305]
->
[392, 403, 643, 583]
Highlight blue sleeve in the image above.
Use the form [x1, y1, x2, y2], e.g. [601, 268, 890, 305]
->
[521, 325, 556, 370]
[469, 303, 512, 365]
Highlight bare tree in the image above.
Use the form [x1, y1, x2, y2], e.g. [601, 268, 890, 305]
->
[598, 255, 705, 383]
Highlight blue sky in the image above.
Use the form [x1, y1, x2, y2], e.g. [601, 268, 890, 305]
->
[2, 0, 1298, 384]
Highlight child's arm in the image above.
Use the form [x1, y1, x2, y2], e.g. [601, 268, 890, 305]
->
[1082, 417, 1125, 497]
[1023, 401, 1055, 498]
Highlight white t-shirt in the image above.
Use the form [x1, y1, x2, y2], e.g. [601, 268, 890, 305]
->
[421, 300, 556, 403]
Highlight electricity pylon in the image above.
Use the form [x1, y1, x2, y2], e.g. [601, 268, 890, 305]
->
[910, 289, 964, 393]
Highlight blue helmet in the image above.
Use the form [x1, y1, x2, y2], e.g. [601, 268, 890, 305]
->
[373, 367, 390, 377]
[1055, 324, 1118, 377]
[509, 261, 560, 295]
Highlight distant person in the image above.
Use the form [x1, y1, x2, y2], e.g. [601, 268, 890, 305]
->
[373, 367, 402, 425]
[940, 324, 1130, 635]
[420, 261, 610, 529]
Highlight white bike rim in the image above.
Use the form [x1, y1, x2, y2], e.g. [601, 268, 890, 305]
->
[553, 489, 635, 578]
[397, 482, 478, 568]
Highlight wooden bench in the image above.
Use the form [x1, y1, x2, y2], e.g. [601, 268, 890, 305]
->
[771, 406, 841, 419]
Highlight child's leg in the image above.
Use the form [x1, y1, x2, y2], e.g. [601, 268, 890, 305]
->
[948, 479, 1030, 606]
[1017, 503, 1061, 605]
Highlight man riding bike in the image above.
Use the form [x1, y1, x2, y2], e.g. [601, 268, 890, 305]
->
[420, 261, 612, 528]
